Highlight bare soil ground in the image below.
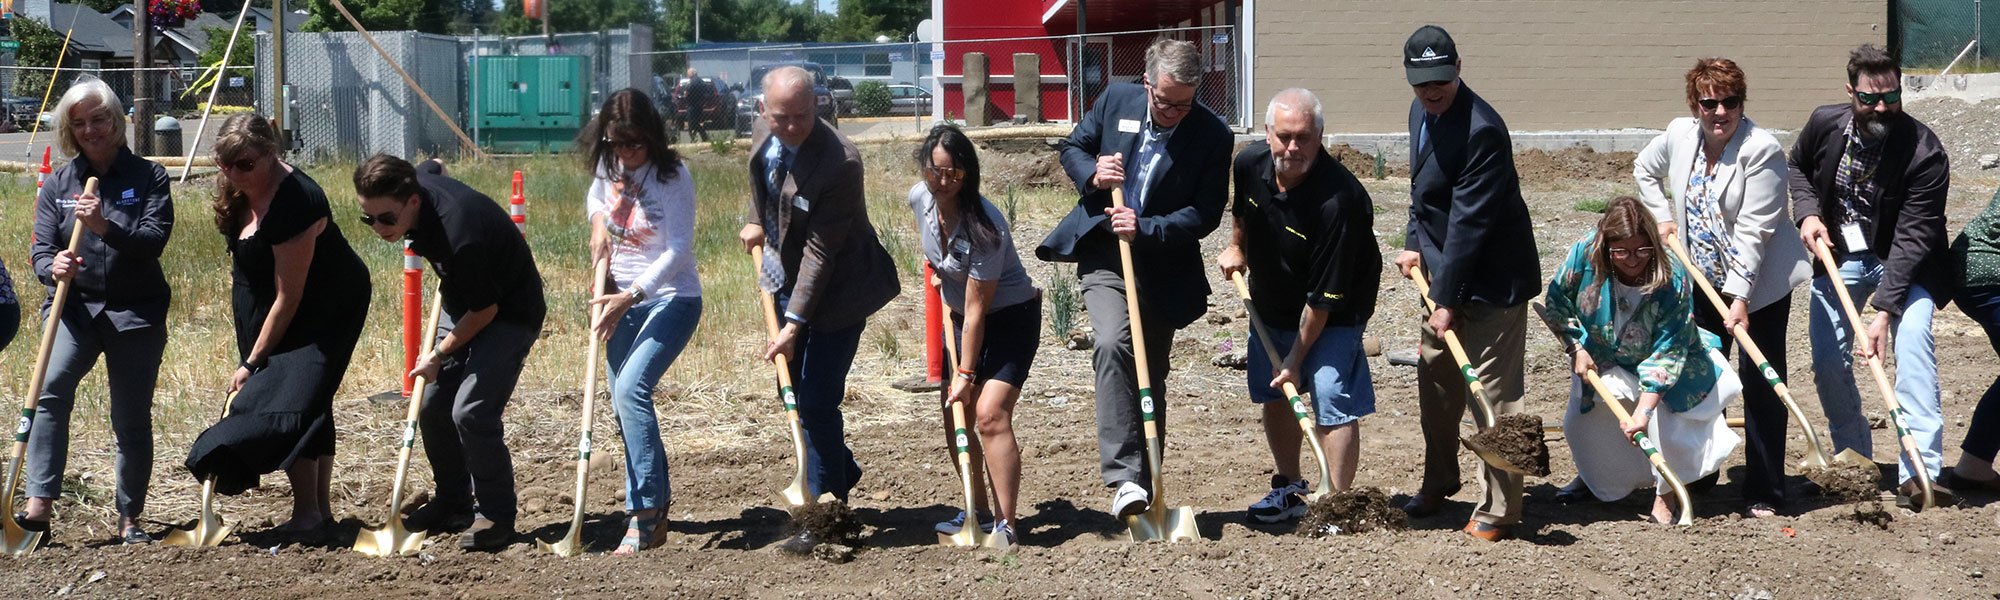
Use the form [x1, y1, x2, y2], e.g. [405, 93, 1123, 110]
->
[7, 100, 2000, 598]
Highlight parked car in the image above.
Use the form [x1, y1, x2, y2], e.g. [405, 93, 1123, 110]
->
[734, 61, 839, 137]
[1, 93, 39, 132]
[827, 76, 855, 117]
[670, 76, 735, 141]
[886, 84, 932, 116]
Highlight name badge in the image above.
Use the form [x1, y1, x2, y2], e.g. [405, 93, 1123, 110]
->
[793, 195, 810, 212]
[1117, 118, 1140, 133]
[1840, 221, 1869, 253]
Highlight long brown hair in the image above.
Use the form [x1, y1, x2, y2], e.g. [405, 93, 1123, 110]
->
[1587, 195, 1671, 294]
[578, 88, 680, 183]
[211, 113, 280, 236]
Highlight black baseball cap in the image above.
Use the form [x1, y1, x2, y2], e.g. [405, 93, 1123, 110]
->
[1403, 25, 1459, 85]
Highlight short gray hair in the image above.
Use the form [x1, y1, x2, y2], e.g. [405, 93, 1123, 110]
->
[1265, 88, 1324, 131]
[1144, 38, 1202, 86]
[53, 77, 125, 159]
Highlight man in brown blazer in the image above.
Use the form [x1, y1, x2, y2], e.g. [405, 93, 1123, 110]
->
[736, 67, 900, 546]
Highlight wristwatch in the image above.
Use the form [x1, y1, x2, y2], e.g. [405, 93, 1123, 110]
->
[627, 287, 648, 303]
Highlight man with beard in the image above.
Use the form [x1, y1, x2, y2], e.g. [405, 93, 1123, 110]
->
[1791, 44, 1955, 506]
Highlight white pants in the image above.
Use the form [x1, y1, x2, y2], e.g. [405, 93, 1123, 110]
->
[1564, 355, 1742, 501]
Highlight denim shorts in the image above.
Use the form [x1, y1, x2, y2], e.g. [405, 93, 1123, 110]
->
[1245, 325, 1375, 426]
[947, 298, 1042, 387]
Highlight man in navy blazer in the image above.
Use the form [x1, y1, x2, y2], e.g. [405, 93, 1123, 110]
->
[1390, 26, 1539, 541]
[1036, 37, 1229, 518]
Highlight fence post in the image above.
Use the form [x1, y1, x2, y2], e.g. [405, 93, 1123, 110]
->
[1013, 53, 1041, 123]
[964, 52, 988, 126]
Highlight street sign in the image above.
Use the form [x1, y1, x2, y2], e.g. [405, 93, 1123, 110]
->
[1211, 33, 1229, 44]
[228, 76, 244, 87]
[889, 52, 906, 62]
[0, 41, 20, 50]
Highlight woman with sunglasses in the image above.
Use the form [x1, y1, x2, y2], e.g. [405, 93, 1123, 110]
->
[23, 78, 175, 545]
[907, 124, 1041, 545]
[1631, 58, 1808, 518]
[182, 114, 370, 538]
[1542, 196, 1743, 525]
[578, 88, 701, 554]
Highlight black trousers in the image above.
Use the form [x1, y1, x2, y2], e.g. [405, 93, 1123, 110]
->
[1693, 294, 1793, 507]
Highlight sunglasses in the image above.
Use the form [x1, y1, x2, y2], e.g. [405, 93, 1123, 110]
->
[1854, 89, 1901, 106]
[1609, 246, 1655, 260]
[219, 156, 261, 172]
[602, 137, 645, 152]
[358, 210, 399, 227]
[1696, 96, 1743, 111]
[925, 165, 964, 184]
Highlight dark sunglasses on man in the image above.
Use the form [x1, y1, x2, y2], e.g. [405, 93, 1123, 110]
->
[1854, 89, 1901, 106]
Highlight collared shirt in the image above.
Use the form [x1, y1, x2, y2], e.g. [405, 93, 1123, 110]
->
[907, 182, 1038, 313]
[1230, 141, 1380, 328]
[1122, 111, 1175, 213]
[1682, 147, 1753, 291]
[758, 136, 795, 294]
[405, 164, 546, 326]
[1836, 120, 1884, 241]
[31, 146, 175, 331]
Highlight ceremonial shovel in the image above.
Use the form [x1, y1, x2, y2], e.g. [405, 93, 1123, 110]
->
[162, 393, 239, 547]
[753, 246, 814, 507]
[929, 275, 1009, 549]
[353, 292, 444, 556]
[1109, 188, 1198, 543]
[1809, 240, 1937, 510]
[539, 256, 611, 556]
[1410, 266, 1544, 476]
[0, 177, 96, 556]
[1228, 271, 1335, 502]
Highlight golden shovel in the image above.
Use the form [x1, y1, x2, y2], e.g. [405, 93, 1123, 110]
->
[353, 291, 445, 556]
[1109, 188, 1198, 543]
[1661, 234, 1832, 468]
[1410, 266, 1543, 476]
[1228, 271, 1335, 502]
[1809, 240, 1937, 509]
[753, 246, 813, 507]
[1532, 302, 1696, 525]
[163, 392, 240, 547]
[539, 256, 612, 556]
[2, 177, 97, 557]
[929, 275, 1009, 549]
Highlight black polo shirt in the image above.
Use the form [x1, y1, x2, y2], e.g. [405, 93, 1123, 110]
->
[405, 163, 546, 326]
[31, 147, 175, 331]
[1230, 141, 1380, 330]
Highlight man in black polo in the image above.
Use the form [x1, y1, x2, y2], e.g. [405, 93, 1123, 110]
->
[353, 155, 546, 550]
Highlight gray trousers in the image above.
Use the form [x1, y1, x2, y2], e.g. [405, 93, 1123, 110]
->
[28, 312, 167, 517]
[1081, 268, 1176, 489]
[420, 314, 539, 523]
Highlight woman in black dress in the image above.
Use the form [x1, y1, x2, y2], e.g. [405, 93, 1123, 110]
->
[185, 114, 371, 533]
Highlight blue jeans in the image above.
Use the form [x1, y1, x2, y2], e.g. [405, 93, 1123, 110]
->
[774, 294, 867, 502]
[604, 296, 702, 512]
[1808, 252, 1941, 484]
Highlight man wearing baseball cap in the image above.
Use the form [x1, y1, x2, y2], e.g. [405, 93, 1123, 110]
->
[1390, 25, 1540, 542]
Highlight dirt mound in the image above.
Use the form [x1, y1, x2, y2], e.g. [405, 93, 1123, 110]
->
[1845, 501, 1894, 530]
[787, 499, 864, 562]
[1515, 147, 1637, 183]
[1296, 487, 1408, 537]
[1805, 463, 1880, 503]
[1328, 144, 1405, 179]
[978, 139, 1070, 188]
[1467, 413, 1552, 477]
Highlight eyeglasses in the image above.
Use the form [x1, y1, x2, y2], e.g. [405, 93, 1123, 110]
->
[1854, 89, 1902, 106]
[1608, 246, 1655, 260]
[219, 156, 261, 172]
[358, 210, 399, 227]
[1146, 83, 1193, 115]
[1696, 96, 1743, 111]
[925, 165, 964, 184]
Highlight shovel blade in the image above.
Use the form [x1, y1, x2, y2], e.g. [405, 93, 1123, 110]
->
[352, 521, 425, 557]
[1123, 510, 1162, 542]
[537, 527, 585, 557]
[1832, 449, 1873, 467]
[780, 479, 810, 507]
[161, 515, 232, 547]
[0, 519, 43, 557]
[1125, 506, 1198, 543]
[1161, 506, 1198, 542]
[1461, 437, 1535, 476]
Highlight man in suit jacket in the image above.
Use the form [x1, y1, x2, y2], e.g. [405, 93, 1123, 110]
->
[1389, 25, 1539, 541]
[1790, 45, 1954, 505]
[1036, 38, 1229, 518]
[737, 67, 900, 540]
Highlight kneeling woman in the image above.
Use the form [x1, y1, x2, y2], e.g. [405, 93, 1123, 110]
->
[1543, 196, 1741, 524]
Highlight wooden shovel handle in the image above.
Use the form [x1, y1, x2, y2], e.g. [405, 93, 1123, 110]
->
[1807, 239, 1934, 506]
[1410, 265, 1498, 429]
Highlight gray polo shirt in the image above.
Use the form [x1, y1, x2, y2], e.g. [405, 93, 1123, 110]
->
[907, 182, 1038, 313]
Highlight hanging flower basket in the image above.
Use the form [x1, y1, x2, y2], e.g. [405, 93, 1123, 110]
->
[149, 0, 200, 29]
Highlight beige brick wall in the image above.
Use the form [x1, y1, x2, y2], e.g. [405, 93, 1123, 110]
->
[1253, 0, 1885, 133]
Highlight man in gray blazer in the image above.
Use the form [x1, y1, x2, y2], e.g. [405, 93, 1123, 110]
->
[737, 66, 901, 547]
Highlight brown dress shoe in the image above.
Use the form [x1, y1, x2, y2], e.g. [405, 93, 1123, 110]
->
[1463, 520, 1511, 542]
[1402, 490, 1449, 517]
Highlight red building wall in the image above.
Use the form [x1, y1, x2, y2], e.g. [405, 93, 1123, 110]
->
[941, 2, 1074, 121]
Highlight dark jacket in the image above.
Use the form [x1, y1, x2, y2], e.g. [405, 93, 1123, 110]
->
[32, 147, 175, 331]
[748, 118, 900, 331]
[406, 160, 547, 326]
[1788, 104, 1953, 315]
[1037, 82, 1230, 329]
[1403, 83, 1539, 310]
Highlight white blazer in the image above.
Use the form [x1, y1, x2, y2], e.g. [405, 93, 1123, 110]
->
[1634, 116, 1810, 311]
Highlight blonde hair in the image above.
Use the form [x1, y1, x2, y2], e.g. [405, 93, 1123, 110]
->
[1588, 196, 1672, 294]
[52, 77, 126, 159]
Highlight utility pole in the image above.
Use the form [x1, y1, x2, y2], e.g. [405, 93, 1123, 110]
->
[272, 0, 287, 150]
[693, 0, 701, 43]
[131, 0, 152, 154]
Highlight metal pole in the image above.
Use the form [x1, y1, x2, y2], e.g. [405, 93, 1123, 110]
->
[273, 0, 287, 150]
[131, 0, 153, 155]
[472, 28, 480, 149]
[1977, 0, 1984, 71]
[693, 0, 701, 43]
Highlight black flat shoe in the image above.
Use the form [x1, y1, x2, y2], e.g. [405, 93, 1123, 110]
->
[122, 526, 153, 545]
[11, 512, 49, 533]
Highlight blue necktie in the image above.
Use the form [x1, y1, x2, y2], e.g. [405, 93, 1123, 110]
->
[759, 148, 793, 292]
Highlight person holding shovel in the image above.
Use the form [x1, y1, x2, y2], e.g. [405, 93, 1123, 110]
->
[1631, 58, 1810, 518]
[736, 66, 899, 553]
[579, 89, 703, 554]
[1391, 25, 1539, 541]
[1942, 188, 2000, 493]
[1543, 196, 1744, 525]
[23, 78, 175, 546]
[1034, 38, 1231, 520]
[1790, 44, 1955, 507]
[907, 124, 1041, 545]
[183, 113, 371, 538]
[1217, 88, 1380, 523]
[352, 154, 546, 551]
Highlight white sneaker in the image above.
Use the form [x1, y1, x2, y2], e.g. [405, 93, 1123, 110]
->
[1112, 481, 1151, 518]
[1248, 475, 1310, 523]
[994, 519, 1017, 546]
[934, 510, 995, 535]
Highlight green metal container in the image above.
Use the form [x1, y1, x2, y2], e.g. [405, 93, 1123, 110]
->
[474, 55, 588, 153]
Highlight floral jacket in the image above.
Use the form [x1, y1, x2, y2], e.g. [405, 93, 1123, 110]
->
[1543, 233, 1723, 413]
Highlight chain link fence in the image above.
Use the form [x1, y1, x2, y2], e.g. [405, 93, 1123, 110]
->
[1898, 0, 1991, 72]
[0, 64, 256, 160]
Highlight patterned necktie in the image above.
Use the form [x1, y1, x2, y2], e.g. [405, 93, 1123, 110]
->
[758, 148, 793, 292]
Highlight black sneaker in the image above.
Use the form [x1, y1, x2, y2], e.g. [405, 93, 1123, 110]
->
[778, 529, 820, 556]
[458, 518, 514, 551]
[1247, 475, 1309, 523]
[404, 499, 475, 533]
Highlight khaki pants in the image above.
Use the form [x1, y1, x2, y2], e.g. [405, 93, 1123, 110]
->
[1417, 301, 1527, 525]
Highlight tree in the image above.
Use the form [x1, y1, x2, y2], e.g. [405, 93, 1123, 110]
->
[183, 25, 256, 100]
[299, 0, 460, 35]
[818, 0, 924, 42]
[9, 16, 67, 99]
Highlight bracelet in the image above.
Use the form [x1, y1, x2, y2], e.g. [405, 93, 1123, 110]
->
[955, 366, 976, 378]
[240, 359, 265, 373]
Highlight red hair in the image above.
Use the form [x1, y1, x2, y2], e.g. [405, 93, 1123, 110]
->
[1684, 57, 1747, 109]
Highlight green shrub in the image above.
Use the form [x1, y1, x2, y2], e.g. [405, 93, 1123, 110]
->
[1572, 198, 1608, 213]
[854, 80, 891, 117]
